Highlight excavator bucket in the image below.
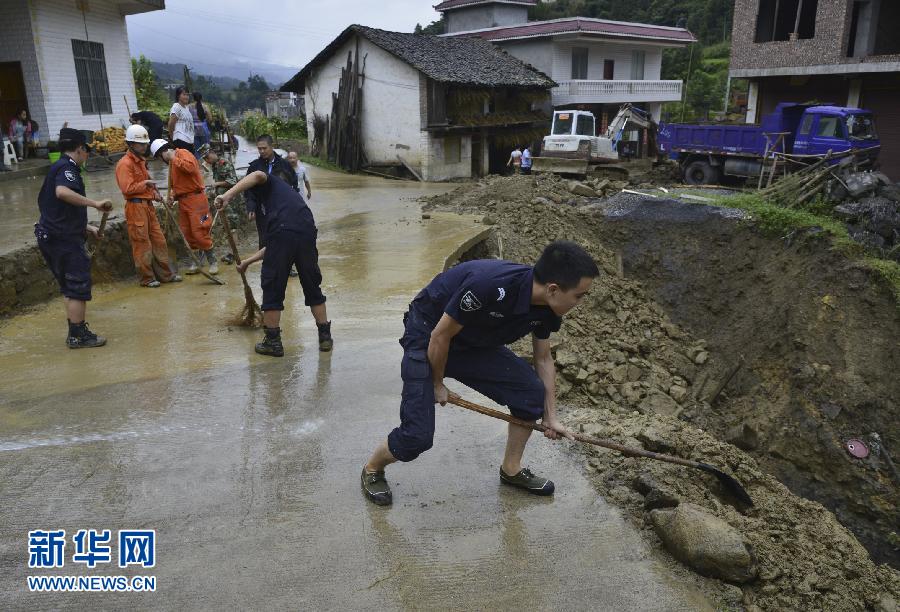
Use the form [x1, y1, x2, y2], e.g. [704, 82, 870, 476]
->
[532, 157, 589, 176]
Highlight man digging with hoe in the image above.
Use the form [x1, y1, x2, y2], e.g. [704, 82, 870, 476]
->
[362, 241, 599, 505]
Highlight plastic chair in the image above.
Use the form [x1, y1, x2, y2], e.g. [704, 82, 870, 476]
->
[1, 139, 17, 166]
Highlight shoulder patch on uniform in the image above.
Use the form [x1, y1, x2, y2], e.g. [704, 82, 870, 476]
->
[497, 287, 506, 301]
[460, 290, 482, 312]
[64, 170, 78, 182]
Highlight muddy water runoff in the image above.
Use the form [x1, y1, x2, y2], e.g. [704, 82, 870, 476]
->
[0, 162, 711, 609]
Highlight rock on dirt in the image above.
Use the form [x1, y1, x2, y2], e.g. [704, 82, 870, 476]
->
[569, 181, 598, 198]
[650, 503, 759, 584]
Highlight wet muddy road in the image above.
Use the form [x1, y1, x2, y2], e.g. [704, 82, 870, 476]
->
[0, 166, 710, 610]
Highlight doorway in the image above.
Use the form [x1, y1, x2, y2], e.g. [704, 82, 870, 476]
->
[471, 133, 484, 178]
[0, 62, 27, 131]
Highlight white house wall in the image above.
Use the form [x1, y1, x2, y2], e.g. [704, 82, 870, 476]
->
[497, 39, 554, 77]
[446, 5, 529, 33]
[0, 0, 47, 139]
[419, 132, 472, 181]
[304, 35, 424, 169]
[551, 39, 664, 81]
[30, 0, 138, 135]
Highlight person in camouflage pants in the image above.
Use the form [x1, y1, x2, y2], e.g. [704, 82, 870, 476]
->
[199, 144, 244, 238]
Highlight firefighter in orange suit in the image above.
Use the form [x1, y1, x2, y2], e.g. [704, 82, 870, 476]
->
[115, 125, 181, 288]
[149, 138, 218, 275]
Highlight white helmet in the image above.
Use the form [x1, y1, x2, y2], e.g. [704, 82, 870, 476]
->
[125, 124, 150, 144]
[149, 139, 170, 158]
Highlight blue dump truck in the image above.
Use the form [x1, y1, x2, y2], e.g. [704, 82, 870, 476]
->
[657, 103, 881, 185]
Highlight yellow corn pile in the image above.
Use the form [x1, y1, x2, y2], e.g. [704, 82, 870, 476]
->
[89, 127, 126, 154]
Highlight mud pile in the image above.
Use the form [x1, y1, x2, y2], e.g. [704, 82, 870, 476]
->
[424, 174, 900, 610]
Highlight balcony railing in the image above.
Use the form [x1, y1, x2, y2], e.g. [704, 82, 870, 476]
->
[551, 80, 683, 105]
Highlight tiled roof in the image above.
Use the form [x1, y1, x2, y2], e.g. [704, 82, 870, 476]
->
[446, 17, 696, 44]
[281, 25, 555, 93]
[435, 0, 535, 11]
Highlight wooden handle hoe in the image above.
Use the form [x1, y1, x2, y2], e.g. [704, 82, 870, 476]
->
[88, 210, 110, 258]
[448, 396, 754, 507]
[220, 212, 262, 327]
[162, 170, 224, 286]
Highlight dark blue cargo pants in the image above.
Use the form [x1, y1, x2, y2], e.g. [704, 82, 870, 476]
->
[387, 306, 545, 462]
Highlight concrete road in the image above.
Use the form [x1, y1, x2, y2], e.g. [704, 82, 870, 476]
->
[0, 167, 711, 610]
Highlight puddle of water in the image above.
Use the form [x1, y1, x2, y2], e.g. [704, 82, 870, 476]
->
[0, 167, 464, 403]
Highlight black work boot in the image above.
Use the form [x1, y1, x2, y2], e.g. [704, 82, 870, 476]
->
[317, 321, 333, 352]
[255, 327, 284, 357]
[361, 467, 392, 506]
[66, 320, 107, 349]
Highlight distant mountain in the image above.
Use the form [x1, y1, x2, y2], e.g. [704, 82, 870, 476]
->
[150, 60, 296, 90]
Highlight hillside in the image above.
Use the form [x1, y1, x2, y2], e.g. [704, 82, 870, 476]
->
[151, 61, 242, 90]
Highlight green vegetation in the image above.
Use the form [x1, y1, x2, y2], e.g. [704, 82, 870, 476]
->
[715, 193, 900, 304]
[238, 112, 307, 143]
[131, 55, 171, 117]
[864, 257, 900, 305]
[133, 56, 278, 117]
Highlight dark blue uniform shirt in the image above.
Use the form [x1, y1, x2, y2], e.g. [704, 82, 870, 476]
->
[244, 153, 298, 215]
[38, 155, 87, 238]
[251, 174, 315, 239]
[412, 260, 562, 349]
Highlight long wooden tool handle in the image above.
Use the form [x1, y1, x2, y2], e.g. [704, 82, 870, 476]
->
[97, 211, 109, 235]
[220, 212, 255, 290]
[159, 198, 225, 286]
[220, 213, 243, 266]
[448, 396, 704, 470]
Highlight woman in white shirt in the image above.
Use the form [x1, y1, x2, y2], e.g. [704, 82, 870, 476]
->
[167, 86, 195, 152]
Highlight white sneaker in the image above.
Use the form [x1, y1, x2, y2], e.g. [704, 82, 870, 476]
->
[209, 262, 219, 275]
[186, 262, 199, 275]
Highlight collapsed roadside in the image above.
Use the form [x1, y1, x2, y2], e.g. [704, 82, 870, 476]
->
[424, 174, 900, 611]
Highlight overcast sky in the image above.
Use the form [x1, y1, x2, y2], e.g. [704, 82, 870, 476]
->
[127, 0, 443, 81]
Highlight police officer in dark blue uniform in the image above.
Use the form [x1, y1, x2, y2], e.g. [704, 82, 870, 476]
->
[244, 134, 298, 249]
[35, 128, 113, 348]
[215, 166, 332, 357]
[361, 241, 599, 506]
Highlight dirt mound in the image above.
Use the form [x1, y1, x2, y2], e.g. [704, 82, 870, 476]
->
[426, 174, 900, 610]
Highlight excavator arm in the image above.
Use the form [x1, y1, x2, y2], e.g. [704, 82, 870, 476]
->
[606, 104, 657, 149]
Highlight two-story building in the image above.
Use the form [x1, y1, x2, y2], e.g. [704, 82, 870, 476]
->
[729, 0, 900, 179]
[265, 91, 305, 120]
[283, 25, 555, 180]
[0, 0, 163, 145]
[438, 0, 695, 131]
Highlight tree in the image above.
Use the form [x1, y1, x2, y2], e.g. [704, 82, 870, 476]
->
[415, 19, 445, 35]
[131, 54, 169, 114]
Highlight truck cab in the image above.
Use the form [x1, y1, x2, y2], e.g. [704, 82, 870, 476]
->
[790, 106, 879, 160]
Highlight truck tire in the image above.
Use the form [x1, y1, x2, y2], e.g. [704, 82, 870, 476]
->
[684, 160, 719, 185]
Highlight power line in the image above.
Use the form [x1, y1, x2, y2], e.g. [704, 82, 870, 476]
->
[137, 24, 301, 67]
[162, 6, 337, 39]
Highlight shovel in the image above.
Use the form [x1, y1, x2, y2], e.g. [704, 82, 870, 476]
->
[448, 396, 754, 507]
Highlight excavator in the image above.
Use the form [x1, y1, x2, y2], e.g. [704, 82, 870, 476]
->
[532, 104, 657, 177]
